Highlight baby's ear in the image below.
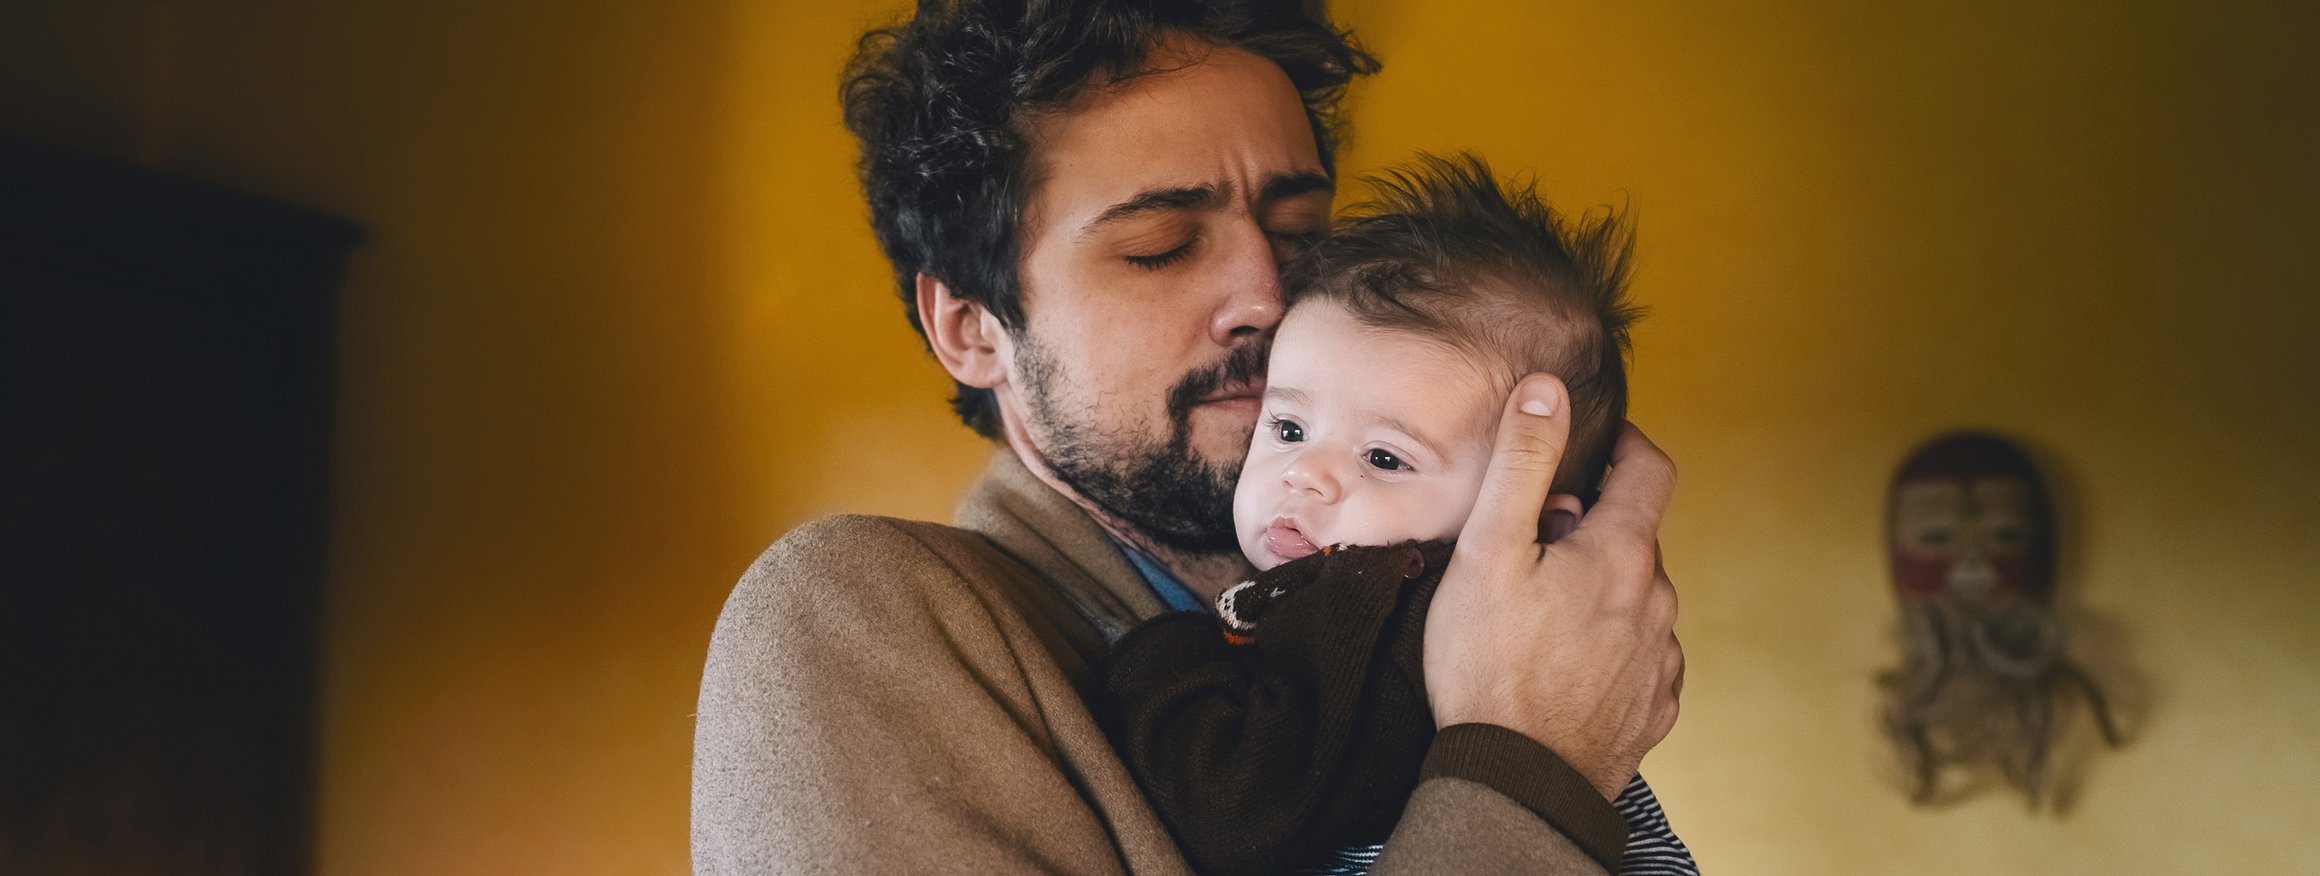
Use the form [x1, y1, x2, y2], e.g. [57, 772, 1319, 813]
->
[1537, 493, 1586, 543]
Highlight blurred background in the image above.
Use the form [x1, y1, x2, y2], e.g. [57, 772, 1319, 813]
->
[1, 0, 2314, 873]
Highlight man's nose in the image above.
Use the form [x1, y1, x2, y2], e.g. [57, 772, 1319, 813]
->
[1208, 227, 1284, 346]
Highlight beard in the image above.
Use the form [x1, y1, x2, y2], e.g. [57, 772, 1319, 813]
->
[1015, 335, 1269, 555]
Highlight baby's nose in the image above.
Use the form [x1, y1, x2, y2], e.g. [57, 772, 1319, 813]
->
[1282, 456, 1343, 502]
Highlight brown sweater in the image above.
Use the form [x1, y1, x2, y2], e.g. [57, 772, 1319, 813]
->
[692, 451, 1621, 874]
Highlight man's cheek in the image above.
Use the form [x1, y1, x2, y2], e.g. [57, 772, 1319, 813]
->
[1189, 410, 1261, 463]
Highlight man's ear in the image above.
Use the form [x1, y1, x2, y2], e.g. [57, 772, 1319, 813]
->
[916, 272, 1009, 389]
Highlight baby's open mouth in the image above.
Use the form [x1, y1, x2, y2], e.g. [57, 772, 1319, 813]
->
[1264, 517, 1317, 561]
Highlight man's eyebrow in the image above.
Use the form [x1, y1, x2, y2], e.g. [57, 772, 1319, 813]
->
[1078, 173, 1331, 239]
[1080, 184, 1218, 237]
[1260, 171, 1335, 203]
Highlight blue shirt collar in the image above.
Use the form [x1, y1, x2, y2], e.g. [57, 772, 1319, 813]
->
[1114, 541, 1211, 614]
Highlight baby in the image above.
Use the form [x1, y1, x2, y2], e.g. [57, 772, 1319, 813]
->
[1100, 154, 1695, 876]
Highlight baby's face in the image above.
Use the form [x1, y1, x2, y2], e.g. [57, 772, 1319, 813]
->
[1234, 301, 1503, 571]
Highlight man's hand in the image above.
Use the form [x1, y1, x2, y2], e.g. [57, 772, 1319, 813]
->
[1425, 374, 1684, 801]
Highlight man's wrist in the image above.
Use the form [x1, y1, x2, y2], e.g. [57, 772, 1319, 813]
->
[1421, 723, 1628, 873]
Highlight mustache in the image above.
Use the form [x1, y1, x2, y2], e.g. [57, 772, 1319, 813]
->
[1166, 337, 1272, 420]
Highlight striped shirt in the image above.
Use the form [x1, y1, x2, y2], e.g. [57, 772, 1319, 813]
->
[1296, 774, 1699, 876]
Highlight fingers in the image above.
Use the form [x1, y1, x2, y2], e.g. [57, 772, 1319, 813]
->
[1650, 683, 1681, 744]
[1579, 422, 1677, 542]
[1645, 553, 1683, 746]
[1663, 633, 1685, 699]
[1460, 374, 1572, 549]
[1642, 573, 1677, 630]
[1644, 632, 1684, 746]
[1654, 542, 1676, 625]
[1540, 493, 1585, 543]
[1653, 553, 1682, 720]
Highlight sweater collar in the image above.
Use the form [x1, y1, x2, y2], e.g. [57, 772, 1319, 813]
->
[951, 450, 1168, 642]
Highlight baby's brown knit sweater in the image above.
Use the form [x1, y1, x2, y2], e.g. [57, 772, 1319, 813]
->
[1099, 541, 1452, 876]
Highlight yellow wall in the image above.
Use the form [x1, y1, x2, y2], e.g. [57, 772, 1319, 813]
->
[1325, 1, 2320, 872]
[3, 1, 2314, 874]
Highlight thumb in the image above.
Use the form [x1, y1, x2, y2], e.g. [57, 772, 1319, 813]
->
[1461, 373, 1572, 549]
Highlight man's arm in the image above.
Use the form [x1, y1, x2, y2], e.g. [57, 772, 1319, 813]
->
[691, 516, 1135, 875]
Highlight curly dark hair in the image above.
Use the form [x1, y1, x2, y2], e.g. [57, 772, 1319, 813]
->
[1283, 153, 1643, 503]
[841, 0, 1379, 438]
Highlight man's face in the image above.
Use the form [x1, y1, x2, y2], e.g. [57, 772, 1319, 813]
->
[1233, 302, 1500, 571]
[999, 39, 1332, 553]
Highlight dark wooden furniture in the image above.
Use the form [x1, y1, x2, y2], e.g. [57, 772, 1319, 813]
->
[1, 138, 356, 874]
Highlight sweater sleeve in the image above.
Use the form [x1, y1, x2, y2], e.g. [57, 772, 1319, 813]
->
[1099, 543, 1442, 876]
[1372, 773, 1615, 876]
[692, 517, 1136, 875]
[1413, 724, 1629, 872]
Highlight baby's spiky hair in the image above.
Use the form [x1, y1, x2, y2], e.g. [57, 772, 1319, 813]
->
[1282, 152, 1641, 501]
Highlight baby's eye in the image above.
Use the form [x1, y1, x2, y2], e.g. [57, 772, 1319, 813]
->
[1365, 448, 1405, 471]
[1273, 418, 1305, 443]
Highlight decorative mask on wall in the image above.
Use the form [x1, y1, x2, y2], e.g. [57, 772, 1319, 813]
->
[1878, 432, 2121, 807]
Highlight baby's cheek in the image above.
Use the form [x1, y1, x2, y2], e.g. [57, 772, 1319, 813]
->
[1422, 477, 1486, 542]
[1348, 493, 1451, 546]
[1230, 462, 1266, 533]
[1412, 501, 1468, 543]
[1230, 463, 1273, 561]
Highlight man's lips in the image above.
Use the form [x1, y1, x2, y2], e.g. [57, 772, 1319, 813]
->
[1264, 516, 1317, 561]
[1197, 377, 1266, 407]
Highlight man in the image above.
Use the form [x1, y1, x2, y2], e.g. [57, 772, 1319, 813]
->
[692, 2, 1684, 872]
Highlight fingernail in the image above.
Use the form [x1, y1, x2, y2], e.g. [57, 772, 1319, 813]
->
[1520, 391, 1558, 417]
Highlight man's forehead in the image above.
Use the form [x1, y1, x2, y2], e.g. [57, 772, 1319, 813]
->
[1021, 42, 1325, 221]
